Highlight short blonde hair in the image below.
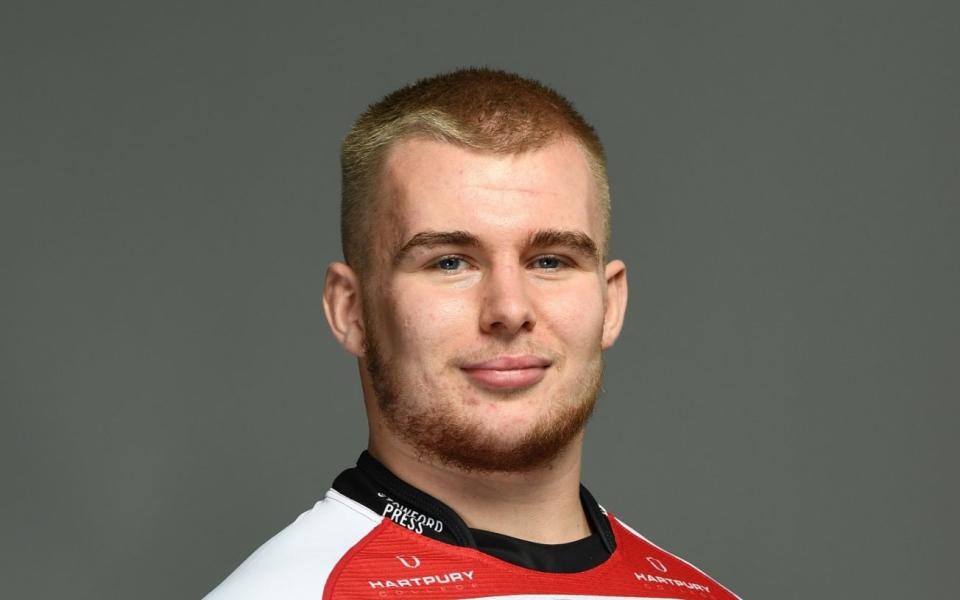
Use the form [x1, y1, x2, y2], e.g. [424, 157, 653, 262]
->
[340, 68, 609, 273]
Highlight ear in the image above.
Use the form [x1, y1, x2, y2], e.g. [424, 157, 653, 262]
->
[322, 261, 366, 357]
[601, 259, 628, 350]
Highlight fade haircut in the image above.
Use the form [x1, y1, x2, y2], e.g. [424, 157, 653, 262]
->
[340, 67, 610, 275]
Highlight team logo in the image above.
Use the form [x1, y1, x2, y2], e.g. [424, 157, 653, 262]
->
[646, 556, 668, 572]
[396, 555, 421, 569]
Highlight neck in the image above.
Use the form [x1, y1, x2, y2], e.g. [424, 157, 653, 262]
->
[367, 430, 590, 545]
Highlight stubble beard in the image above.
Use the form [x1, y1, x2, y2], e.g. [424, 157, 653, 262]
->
[362, 332, 603, 474]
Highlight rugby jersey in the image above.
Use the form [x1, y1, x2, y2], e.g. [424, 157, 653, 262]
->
[204, 453, 740, 600]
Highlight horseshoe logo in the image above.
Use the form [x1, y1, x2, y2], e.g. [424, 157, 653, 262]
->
[396, 555, 421, 569]
[647, 556, 668, 572]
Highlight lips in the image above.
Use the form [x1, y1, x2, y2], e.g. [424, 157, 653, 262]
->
[460, 355, 551, 390]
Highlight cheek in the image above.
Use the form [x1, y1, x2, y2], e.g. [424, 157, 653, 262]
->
[540, 286, 605, 348]
[389, 289, 470, 359]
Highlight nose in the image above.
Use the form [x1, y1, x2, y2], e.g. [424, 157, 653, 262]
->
[479, 262, 536, 336]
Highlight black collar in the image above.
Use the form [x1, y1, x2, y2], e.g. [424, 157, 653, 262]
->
[331, 452, 616, 573]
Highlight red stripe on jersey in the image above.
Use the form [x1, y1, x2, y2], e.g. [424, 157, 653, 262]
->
[323, 513, 737, 599]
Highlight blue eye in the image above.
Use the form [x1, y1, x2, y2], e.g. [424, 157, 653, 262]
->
[535, 256, 562, 269]
[435, 257, 464, 271]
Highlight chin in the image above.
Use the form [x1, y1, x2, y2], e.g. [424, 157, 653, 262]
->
[366, 336, 600, 473]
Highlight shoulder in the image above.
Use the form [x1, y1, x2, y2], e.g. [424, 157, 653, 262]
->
[610, 514, 742, 600]
[203, 490, 382, 600]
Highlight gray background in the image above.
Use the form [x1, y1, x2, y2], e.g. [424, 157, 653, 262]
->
[2, 1, 957, 598]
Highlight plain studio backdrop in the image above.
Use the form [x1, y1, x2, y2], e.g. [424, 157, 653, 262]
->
[2, 2, 957, 598]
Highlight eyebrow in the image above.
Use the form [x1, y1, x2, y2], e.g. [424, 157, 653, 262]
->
[393, 230, 481, 265]
[528, 229, 600, 262]
[392, 228, 600, 265]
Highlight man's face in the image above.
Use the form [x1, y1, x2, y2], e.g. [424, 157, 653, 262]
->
[358, 136, 625, 472]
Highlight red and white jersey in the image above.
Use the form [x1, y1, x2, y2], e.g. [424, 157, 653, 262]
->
[205, 454, 740, 600]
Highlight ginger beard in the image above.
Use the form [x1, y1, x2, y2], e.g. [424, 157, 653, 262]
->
[362, 321, 604, 474]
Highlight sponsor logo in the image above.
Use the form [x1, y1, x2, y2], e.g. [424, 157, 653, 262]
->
[646, 556, 668, 572]
[396, 555, 420, 569]
[377, 492, 445, 535]
[369, 570, 474, 589]
[635, 571, 711, 593]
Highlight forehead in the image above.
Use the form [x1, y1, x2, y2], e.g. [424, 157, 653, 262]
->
[375, 137, 601, 247]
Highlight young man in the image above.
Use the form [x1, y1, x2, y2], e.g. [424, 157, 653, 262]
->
[205, 68, 739, 599]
